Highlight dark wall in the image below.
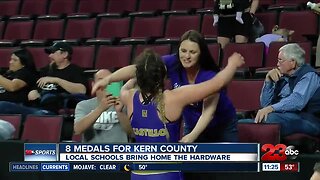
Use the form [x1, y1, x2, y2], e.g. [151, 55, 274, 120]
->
[0, 141, 318, 180]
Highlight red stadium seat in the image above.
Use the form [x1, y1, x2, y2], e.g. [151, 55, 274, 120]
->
[201, 14, 218, 41]
[222, 43, 265, 76]
[71, 46, 95, 69]
[33, 18, 64, 40]
[165, 15, 201, 38]
[0, 114, 22, 139]
[155, 15, 200, 43]
[3, 20, 34, 40]
[279, 11, 318, 42]
[238, 123, 281, 144]
[86, 17, 130, 45]
[0, 0, 20, 17]
[77, 0, 106, 14]
[0, 21, 5, 39]
[138, 0, 170, 12]
[20, 0, 48, 16]
[95, 45, 132, 69]
[227, 80, 264, 114]
[170, 0, 203, 11]
[255, 12, 277, 34]
[97, 17, 130, 39]
[134, 44, 171, 58]
[0, 47, 15, 68]
[21, 115, 63, 143]
[120, 16, 165, 44]
[207, 43, 221, 66]
[107, 0, 138, 14]
[48, 0, 77, 15]
[203, 0, 215, 9]
[26, 47, 51, 69]
[64, 18, 96, 40]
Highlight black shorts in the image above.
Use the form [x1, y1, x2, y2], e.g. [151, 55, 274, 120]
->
[217, 12, 253, 38]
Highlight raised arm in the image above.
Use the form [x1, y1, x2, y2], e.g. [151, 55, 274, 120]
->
[92, 65, 136, 95]
[170, 52, 244, 108]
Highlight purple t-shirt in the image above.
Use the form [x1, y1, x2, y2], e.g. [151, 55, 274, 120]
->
[162, 54, 236, 129]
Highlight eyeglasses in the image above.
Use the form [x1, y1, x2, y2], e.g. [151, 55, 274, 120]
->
[277, 58, 293, 64]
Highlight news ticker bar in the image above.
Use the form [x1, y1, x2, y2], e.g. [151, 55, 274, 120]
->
[10, 162, 260, 172]
[262, 162, 299, 172]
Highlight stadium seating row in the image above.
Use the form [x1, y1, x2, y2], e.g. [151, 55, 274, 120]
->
[0, 114, 63, 142]
[1, 0, 319, 18]
[0, 10, 317, 46]
[0, 41, 312, 76]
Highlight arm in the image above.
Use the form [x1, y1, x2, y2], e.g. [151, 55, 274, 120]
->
[170, 52, 244, 108]
[0, 76, 27, 92]
[92, 65, 137, 95]
[114, 99, 134, 137]
[119, 79, 136, 136]
[250, 0, 259, 14]
[74, 95, 116, 135]
[180, 94, 219, 143]
[54, 77, 86, 94]
[260, 68, 282, 107]
[260, 81, 275, 107]
[37, 77, 86, 94]
[271, 73, 320, 112]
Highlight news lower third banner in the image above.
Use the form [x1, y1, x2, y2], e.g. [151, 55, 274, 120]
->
[14, 143, 261, 172]
[58, 143, 259, 162]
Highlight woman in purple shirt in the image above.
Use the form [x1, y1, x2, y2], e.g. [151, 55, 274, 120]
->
[162, 30, 237, 143]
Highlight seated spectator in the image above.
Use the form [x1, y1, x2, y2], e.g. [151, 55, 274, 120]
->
[0, 48, 38, 117]
[0, 48, 37, 104]
[239, 43, 320, 137]
[0, 120, 15, 140]
[74, 69, 128, 143]
[28, 42, 87, 113]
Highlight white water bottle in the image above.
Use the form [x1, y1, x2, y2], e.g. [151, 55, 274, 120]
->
[307, 1, 320, 14]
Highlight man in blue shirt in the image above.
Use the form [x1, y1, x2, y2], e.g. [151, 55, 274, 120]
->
[241, 43, 320, 136]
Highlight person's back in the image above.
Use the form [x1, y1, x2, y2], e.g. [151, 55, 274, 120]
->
[131, 91, 180, 143]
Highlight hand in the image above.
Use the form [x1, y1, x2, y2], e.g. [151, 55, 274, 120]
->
[255, 106, 274, 123]
[212, 14, 219, 26]
[266, 68, 282, 82]
[179, 133, 197, 143]
[114, 98, 124, 112]
[92, 76, 110, 96]
[97, 94, 117, 112]
[227, 52, 245, 68]
[37, 77, 57, 88]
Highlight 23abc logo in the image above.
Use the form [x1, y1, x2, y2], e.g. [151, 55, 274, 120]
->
[261, 144, 299, 161]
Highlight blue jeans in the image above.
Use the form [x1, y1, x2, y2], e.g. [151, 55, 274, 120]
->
[238, 112, 320, 136]
[0, 101, 56, 122]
